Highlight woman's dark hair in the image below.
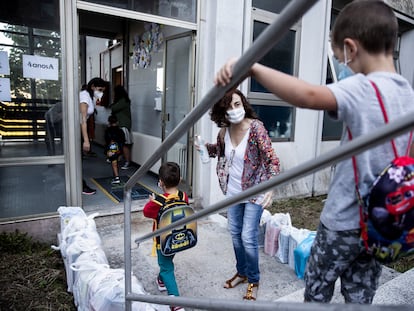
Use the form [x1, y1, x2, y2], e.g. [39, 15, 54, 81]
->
[86, 77, 106, 99]
[159, 162, 181, 188]
[113, 85, 130, 103]
[210, 89, 258, 127]
[331, 0, 397, 54]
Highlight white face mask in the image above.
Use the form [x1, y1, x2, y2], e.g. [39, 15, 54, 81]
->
[94, 90, 104, 100]
[226, 107, 245, 124]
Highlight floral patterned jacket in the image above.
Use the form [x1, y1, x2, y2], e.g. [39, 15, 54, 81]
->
[206, 119, 280, 200]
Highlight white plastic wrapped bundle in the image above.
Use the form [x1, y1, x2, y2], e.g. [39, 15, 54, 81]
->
[70, 262, 110, 311]
[61, 212, 99, 243]
[71, 250, 109, 308]
[52, 207, 91, 256]
[57, 206, 87, 232]
[64, 229, 103, 292]
[287, 227, 311, 270]
[88, 269, 157, 311]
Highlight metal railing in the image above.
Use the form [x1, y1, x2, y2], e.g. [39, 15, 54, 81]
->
[123, 0, 414, 310]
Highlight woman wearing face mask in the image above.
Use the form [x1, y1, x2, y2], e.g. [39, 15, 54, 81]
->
[79, 77, 106, 195]
[203, 89, 280, 301]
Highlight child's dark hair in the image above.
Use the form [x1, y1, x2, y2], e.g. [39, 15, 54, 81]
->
[159, 162, 181, 188]
[108, 115, 118, 125]
[331, 0, 397, 54]
[210, 89, 257, 127]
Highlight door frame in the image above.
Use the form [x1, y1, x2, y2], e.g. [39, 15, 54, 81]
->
[161, 31, 196, 193]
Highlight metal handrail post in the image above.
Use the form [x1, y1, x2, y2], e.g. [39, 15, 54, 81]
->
[124, 0, 318, 310]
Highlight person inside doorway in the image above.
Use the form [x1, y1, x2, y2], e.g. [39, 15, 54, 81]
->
[80, 77, 106, 195]
[110, 85, 133, 170]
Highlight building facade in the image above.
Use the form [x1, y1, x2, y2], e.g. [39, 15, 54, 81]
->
[0, 0, 414, 225]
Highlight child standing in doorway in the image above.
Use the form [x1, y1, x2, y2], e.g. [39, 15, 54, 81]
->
[104, 115, 125, 185]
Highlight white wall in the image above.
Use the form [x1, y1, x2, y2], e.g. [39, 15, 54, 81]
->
[193, 0, 245, 207]
[193, 0, 333, 208]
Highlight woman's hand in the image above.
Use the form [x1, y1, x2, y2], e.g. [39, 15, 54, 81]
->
[261, 190, 274, 209]
[82, 140, 90, 152]
[214, 57, 238, 86]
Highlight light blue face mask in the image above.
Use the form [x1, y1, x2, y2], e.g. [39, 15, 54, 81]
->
[337, 46, 354, 81]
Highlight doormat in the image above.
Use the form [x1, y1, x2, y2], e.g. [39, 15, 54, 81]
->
[91, 176, 152, 203]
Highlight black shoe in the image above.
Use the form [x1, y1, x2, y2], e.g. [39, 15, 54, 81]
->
[111, 176, 121, 184]
[82, 186, 96, 195]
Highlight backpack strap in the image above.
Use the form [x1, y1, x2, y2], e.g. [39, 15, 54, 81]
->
[369, 81, 398, 157]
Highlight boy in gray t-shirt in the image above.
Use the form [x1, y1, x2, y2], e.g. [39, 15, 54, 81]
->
[214, 0, 414, 304]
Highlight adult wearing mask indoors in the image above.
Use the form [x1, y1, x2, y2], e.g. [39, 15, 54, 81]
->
[79, 77, 106, 195]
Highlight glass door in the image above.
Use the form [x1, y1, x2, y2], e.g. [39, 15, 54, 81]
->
[162, 32, 195, 189]
[0, 0, 67, 219]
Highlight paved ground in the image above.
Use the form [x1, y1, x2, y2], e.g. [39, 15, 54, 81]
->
[95, 208, 403, 310]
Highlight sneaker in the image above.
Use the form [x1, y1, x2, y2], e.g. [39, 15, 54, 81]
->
[82, 186, 96, 195]
[121, 162, 130, 170]
[170, 306, 185, 311]
[156, 276, 167, 292]
[111, 177, 121, 184]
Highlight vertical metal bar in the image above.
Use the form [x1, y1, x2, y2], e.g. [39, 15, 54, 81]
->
[124, 188, 133, 311]
[62, 0, 81, 206]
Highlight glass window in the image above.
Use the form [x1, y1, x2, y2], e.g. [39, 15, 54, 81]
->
[250, 21, 296, 94]
[0, 17, 63, 155]
[252, 104, 294, 141]
[0, 165, 66, 218]
[321, 9, 343, 141]
[84, 0, 197, 23]
[249, 8, 300, 141]
[322, 57, 343, 141]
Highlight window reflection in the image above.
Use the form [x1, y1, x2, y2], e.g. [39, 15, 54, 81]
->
[252, 105, 293, 141]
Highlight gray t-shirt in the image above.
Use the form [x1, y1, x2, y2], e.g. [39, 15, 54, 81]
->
[322, 72, 414, 231]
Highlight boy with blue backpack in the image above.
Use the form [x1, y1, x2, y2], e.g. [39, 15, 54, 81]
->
[143, 162, 192, 311]
[215, 0, 414, 304]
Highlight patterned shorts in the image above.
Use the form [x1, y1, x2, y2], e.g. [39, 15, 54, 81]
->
[304, 222, 382, 303]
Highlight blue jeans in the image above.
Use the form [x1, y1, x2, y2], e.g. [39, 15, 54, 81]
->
[227, 202, 263, 284]
[157, 249, 179, 296]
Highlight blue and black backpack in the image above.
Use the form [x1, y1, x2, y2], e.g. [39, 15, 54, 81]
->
[154, 191, 197, 256]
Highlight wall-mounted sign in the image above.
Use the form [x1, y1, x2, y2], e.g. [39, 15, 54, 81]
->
[23, 54, 58, 81]
[0, 78, 11, 101]
[0, 51, 10, 75]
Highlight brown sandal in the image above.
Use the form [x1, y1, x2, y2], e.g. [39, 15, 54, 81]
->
[243, 283, 259, 300]
[223, 273, 247, 289]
